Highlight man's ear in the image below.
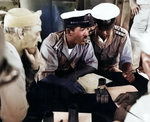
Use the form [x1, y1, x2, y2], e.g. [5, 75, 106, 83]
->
[66, 28, 72, 35]
[16, 28, 24, 39]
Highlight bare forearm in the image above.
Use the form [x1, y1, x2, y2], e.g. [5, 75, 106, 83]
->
[122, 63, 135, 83]
[129, 0, 137, 6]
[64, 65, 96, 81]
[121, 62, 133, 72]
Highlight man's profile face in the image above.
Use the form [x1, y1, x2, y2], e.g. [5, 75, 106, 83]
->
[71, 27, 90, 45]
[23, 25, 42, 49]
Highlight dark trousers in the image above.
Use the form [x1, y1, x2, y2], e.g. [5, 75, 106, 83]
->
[23, 81, 53, 122]
[23, 79, 117, 122]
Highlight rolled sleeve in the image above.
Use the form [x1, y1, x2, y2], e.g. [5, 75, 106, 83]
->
[120, 34, 132, 65]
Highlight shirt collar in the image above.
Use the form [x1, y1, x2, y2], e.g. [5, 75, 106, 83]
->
[104, 30, 114, 48]
[95, 29, 114, 49]
[62, 31, 70, 58]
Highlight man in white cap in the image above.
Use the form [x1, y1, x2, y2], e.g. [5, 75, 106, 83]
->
[91, 3, 135, 83]
[114, 33, 150, 122]
[0, 25, 28, 122]
[40, 10, 98, 94]
[90, 3, 149, 92]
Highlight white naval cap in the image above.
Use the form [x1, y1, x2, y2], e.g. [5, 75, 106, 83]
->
[60, 9, 95, 28]
[91, 3, 120, 20]
[61, 9, 92, 19]
[140, 33, 150, 55]
[91, 3, 120, 30]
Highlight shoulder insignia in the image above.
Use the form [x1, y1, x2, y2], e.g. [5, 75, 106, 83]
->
[52, 39, 63, 51]
[52, 31, 64, 51]
[114, 26, 125, 37]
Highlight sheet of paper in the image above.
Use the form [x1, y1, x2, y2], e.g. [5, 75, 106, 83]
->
[77, 73, 112, 93]
[136, 69, 149, 80]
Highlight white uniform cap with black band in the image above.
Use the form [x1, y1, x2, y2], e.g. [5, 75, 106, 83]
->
[60, 9, 95, 27]
[61, 9, 92, 19]
[91, 3, 120, 20]
[91, 3, 120, 30]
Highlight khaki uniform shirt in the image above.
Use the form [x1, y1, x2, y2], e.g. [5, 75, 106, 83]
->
[0, 41, 28, 121]
[40, 30, 98, 75]
[90, 25, 132, 71]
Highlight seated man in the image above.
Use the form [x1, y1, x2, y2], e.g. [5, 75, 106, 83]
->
[3, 8, 45, 87]
[3, 8, 50, 121]
[91, 3, 134, 82]
[40, 10, 98, 94]
[0, 24, 28, 121]
[90, 3, 148, 92]
[114, 33, 150, 122]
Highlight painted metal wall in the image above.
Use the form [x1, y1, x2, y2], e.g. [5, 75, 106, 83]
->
[0, 0, 19, 23]
[20, 0, 76, 41]
[20, 0, 52, 41]
[84, 0, 115, 9]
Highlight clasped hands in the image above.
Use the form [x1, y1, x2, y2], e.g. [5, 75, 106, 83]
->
[122, 71, 135, 83]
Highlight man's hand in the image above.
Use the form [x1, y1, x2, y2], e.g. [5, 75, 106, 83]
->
[62, 79, 86, 94]
[114, 106, 127, 122]
[130, 0, 141, 15]
[122, 71, 135, 83]
[136, 66, 145, 73]
[121, 63, 135, 83]
[109, 67, 122, 72]
[42, 74, 86, 94]
[25, 47, 41, 70]
[114, 92, 140, 107]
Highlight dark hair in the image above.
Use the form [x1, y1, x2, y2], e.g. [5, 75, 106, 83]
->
[64, 24, 79, 31]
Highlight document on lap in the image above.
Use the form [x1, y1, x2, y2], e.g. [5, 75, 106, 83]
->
[77, 73, 112, 93]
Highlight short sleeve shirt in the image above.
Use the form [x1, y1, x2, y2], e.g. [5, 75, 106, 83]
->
[40, 31, 98, 74]
[90, 25, 132, 70]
